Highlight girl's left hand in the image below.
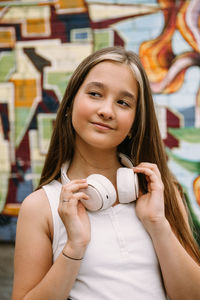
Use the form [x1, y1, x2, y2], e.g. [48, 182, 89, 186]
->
[133, 163, 166, 234]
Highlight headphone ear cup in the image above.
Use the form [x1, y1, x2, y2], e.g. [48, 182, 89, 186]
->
[80, 174, 116, 211]
[134, 172, 139, 199]
[61, 163, 70, 185]
[117, 168, 138, 204]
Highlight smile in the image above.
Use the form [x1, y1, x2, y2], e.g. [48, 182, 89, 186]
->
[91, 122, 113, 130]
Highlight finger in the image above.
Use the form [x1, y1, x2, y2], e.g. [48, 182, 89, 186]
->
[61, 197, 78, 209]
[134, 163, 161, 179]
[70, 182, 88, 193]
[60, 182, 88, 207]
[62, 181, 88, 194]
[68, 179, 87, 185]
[133, 167, 163, 189]
[62, 192, 89, 204]
[62, 179, 87, 189]
[135, 167, 164, 191]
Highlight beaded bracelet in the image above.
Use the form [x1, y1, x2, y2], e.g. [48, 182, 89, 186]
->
[62, 251, 83, 261]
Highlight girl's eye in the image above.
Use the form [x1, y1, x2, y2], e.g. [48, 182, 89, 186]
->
[117, 99, 130, 107]
[88, 91, 101, 97]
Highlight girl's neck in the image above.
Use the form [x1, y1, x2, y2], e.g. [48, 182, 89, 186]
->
[67, 147, 122, 181]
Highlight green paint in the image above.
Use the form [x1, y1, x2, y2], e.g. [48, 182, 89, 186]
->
[0, 174, 9, 212]
[37, 114, 56, 151]
[47, 72, 72, 100]
[94, 31, 111, 51]
[183, 188, 200, 246]
[0, 1, 54, 7]
[42, 118, 54, 140]
[169, 128, 200, 143]
[35, 165, 44, 174]
[0, 52, 15, 82]
[32, 164, 44, 189]
[0, 189, 3, 212]
[15, 107, 30, 145]
[166, 148, 200, 173]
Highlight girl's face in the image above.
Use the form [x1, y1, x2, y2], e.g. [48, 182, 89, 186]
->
[72, 61, 138, 151]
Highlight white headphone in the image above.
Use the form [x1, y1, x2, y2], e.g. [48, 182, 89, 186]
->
[61, 153, 139, 212]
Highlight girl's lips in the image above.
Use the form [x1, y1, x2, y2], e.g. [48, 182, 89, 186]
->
[92, 122, 113, 130]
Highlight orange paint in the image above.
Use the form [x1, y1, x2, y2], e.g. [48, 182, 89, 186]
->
[177, 1, 199, 53]
[139, 6, 176, 83]
[193, 176, 200, 206]
[163, 70, 185, 94]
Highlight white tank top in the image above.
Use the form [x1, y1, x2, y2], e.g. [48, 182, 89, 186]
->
[43, 180, 167, 300]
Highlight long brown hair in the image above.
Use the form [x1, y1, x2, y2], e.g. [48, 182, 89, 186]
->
[38, 46, 200, 263]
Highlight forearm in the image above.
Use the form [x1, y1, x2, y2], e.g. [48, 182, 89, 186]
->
[149, 220, 200, 300]
[22, 245, 85, 300]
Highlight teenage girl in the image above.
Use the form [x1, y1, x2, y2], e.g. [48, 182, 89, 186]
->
[12, 47, 200, 300]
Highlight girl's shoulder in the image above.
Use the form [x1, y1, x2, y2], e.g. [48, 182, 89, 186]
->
[21, 178, 61, 215]
[21, 188, 49, 213]
[19, 188, 53, 241]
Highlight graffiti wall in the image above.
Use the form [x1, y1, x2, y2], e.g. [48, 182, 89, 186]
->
[0, 0, 199, 241]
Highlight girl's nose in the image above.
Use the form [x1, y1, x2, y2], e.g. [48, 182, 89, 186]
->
[97, 100, 115, 120]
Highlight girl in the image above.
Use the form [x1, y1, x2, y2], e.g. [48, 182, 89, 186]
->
[12, 47, 200, 300]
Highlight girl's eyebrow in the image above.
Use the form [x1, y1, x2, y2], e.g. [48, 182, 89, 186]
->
[119, 91, 137, 102]
[85, 81, 137, 101]
[85, 81, 104, 89]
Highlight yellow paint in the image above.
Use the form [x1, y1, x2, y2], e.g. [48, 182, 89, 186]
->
[10, 79, 37, 108]
[56, 0, 86, 11]
[0, 29, 14, 47]
[2, 203, 21, 216]
[27, 18, 46, 34]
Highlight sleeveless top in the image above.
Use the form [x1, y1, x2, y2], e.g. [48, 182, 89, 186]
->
[43, 180, 167, 300]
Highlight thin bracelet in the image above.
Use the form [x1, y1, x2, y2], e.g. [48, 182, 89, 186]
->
[62, 251, 83, 261]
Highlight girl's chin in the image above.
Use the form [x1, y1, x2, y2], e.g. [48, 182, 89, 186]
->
[75, 134, 125, 150]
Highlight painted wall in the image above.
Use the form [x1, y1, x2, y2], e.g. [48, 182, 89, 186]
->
[0, 0, 199, 241]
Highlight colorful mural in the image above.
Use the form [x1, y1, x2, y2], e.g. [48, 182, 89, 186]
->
[0, 0, 199, 241]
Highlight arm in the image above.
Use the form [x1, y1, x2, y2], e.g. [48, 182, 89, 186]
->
[134, 163, 200, 300]
[149, 217, 200, 300]
[12, 179, 90, 300]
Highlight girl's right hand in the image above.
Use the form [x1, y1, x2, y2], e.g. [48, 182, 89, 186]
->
[58, 179, 91, 256]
